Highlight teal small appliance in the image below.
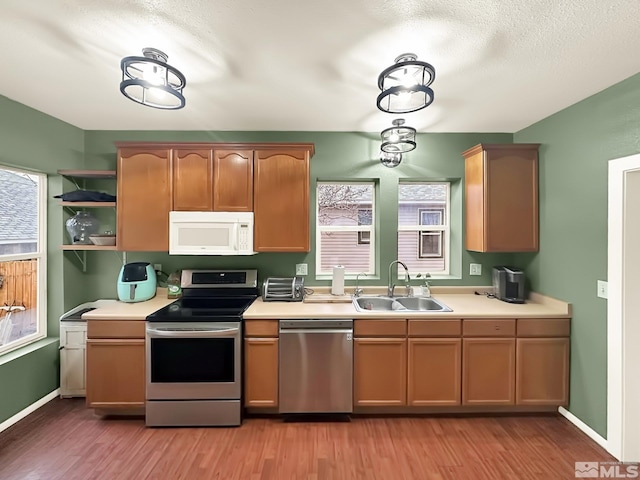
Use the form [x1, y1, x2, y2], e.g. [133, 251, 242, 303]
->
[117, 262, 157, 303]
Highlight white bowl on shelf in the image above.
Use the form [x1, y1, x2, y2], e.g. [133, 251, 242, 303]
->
[89, 234, 116, 246]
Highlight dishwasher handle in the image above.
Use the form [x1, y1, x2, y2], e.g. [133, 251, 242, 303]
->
[279, 328, 353, 335]
[279, 319, 353, 330]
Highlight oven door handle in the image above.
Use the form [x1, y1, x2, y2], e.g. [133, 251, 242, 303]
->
[146, 327, 239, 337]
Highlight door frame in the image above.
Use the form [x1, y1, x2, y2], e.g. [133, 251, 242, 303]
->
[607, 152, 640, 461]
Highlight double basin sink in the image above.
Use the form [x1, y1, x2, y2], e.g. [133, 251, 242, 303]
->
[353, 295, 452, 313]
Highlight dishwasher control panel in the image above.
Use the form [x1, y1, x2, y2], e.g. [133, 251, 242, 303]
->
[279, 319, 353, 330]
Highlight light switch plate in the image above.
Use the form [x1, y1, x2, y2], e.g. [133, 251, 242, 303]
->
[296, 263, 308, 276]
[597, 280, 608, 299]
[470, 263, 482, 276]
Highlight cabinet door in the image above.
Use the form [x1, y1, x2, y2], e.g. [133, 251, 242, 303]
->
[463, 144, 539, 252]
[244, 338, 278, 407]
[86, 339, 145, 408]
[462, 338, 515, 405]
[60, 325, 87, 397]
[516, 337, 569, 406]
[354, 338, 407, 406]
[117, 148, 172, 251]
[408, 338, 461, 406]
[173, 148, 213, 211]
[254, 149, 310, 252]
[214, 150, 253, 211]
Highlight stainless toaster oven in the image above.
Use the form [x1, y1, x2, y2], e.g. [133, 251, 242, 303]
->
[262, 276, 305, 302]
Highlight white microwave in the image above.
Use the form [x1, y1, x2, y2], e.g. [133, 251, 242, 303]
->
[169, 211, 256, 255]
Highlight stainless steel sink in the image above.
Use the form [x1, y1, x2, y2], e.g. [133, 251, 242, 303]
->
[353, 296, 452, 312]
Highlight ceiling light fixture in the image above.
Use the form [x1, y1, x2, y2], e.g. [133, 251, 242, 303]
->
[380, 150, 402, 168]
[380, 118, 417, 153]
[120, 48, 186, 110]
[376, 53, 435, 114]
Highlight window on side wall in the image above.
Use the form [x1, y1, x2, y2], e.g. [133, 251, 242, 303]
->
[397, 182, 450, 276]
[0, 166, 47, 355]
[316, 182, 375, 276]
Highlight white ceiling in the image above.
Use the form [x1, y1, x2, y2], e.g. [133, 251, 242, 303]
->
[1, 0, 639, 133]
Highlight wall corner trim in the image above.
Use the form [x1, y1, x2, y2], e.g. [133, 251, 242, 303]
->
[558, 407, 610, 455]
[0, 389, 59, 434]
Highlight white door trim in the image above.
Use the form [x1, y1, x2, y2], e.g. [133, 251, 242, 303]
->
[607, 152, 640, 462]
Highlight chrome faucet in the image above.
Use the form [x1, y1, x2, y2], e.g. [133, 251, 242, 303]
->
[354, 272, 367, 297]
[388, 260, 411, 297]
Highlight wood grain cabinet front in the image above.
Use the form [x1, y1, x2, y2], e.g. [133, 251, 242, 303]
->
[172, 148, 254, 212]
[244, 320, 279, 408]
[117, 146, 172, 251]
[462, 338, 516, 406]
[172, 148, 214, 211]
[408, 338, 461, 406]
[85, 338, 145, 409]
[515, 319, 570, 406]
[85, 319, 146, 410]
[463, 143, 540, 252]
[354, 337, 407, 406]
[244, 337, 279, 408]
[213, 149, 253, 211]
[253, 148, 313, 252]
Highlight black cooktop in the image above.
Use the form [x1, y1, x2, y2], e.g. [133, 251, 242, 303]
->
[146, 295, 257, 323]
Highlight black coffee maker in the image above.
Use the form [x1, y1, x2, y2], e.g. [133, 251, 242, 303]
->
[492, 266, 526, 303]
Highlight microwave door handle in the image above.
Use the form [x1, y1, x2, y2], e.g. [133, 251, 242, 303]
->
[146, 327, 240, 337]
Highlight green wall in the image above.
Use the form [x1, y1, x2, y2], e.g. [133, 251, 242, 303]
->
[81, 130, 514, 300]
[0, 95, 84, 424]
[514, 72, 640, 437]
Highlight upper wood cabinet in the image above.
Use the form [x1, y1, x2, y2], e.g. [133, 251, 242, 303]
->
[172, 148, 254, 212]
[463, 143, 540, 252]
[213, 149, 253, 211]
[117, 146, 172, 251]
[254, 148, 313, 252]
[173, 148, 214, 211]
[116, 142, 313, 252]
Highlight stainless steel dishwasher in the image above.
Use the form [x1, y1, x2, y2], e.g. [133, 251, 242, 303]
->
[279, 319, 353, 413]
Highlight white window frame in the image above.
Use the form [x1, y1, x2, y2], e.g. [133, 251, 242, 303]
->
[0, 166, 47, 356]
[316, 181, 375, 276]
[398, 182, 450, 276]
[419, 231, 443, 258]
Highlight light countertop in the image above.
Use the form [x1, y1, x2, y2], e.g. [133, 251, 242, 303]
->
[79, 287, 571, 321]
[81, 289, 176, 320]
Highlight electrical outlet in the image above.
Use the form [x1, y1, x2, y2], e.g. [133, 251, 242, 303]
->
[153, 263, 162, 273]
[470, 263, 482, 276]
[597, 280, 608, 299]
[295, 263, 308, 276]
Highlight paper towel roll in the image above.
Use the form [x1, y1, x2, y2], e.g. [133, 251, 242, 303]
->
[331, 265, 345, 295]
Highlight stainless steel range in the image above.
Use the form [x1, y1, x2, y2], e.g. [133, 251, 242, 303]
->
[145, 269, 258, 427]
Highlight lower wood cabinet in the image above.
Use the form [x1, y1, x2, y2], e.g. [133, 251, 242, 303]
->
[86, 338, 145, 409]
[244, 320, 279, 408]
[516, 337, 569, 406]
[240, 317, 570, 413]
[85, 319, 146, 410]
[244, 337, 279, 407]
[354, 338, 407, 406]
[408, 338, 461, 406]
[462, 338, 516, 406]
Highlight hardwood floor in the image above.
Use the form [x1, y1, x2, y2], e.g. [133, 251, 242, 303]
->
[0, 398, 614, 480]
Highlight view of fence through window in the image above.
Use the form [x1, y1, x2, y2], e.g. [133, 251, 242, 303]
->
[397, 182, 450, 275]
[0, 167, 44, 352]
[316, 182, 374, 274]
